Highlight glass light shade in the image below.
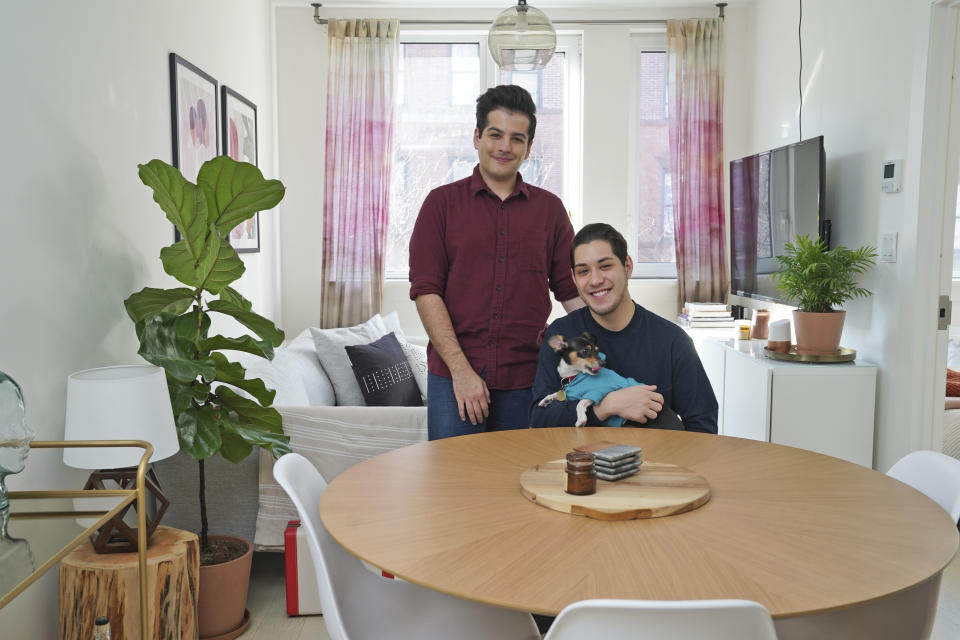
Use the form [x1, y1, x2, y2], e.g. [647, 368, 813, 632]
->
[63, 365, 179, 469]
[488, 2, 557, 71]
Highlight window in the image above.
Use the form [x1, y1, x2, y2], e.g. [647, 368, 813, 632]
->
[627, 32, 676, 278]
[386, 33, 581, 278]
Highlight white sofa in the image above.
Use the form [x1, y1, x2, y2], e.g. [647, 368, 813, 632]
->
[156, 327, 429, 550]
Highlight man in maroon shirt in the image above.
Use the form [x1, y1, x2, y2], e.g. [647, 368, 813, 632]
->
[409, 85, 584, 440]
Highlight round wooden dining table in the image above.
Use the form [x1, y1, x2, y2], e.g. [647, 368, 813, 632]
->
[319, 428, 958, 638]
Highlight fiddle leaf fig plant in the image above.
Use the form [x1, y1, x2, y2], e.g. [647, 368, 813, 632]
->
[772, 234, 878, 313]
[124, 156, 291, 550]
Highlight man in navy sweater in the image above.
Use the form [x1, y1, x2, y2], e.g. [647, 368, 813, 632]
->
[529, 223, 718, 433]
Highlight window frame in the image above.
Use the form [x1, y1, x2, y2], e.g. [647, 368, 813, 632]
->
[626, 28, 677, 279]
[385, 30, 582, 280]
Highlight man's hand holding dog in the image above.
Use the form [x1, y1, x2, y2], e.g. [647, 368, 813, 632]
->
[593, 384, 663, 424]
[451, 363, 491, 425]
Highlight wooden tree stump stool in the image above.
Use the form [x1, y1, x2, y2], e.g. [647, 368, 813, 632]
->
[59, 525, 199, 640]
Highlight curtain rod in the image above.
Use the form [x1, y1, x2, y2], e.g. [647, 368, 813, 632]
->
[310, 3, 677, 26]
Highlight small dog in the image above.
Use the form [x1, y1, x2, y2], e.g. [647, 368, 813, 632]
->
[538, 332, 681, 428]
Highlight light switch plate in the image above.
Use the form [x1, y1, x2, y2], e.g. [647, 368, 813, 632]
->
[880, 232, 898, 263]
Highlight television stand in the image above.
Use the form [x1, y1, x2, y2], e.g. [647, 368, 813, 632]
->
[696, 337, 877, 468]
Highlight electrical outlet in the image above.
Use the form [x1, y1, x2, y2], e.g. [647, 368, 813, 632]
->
[879, 232, 897, 263]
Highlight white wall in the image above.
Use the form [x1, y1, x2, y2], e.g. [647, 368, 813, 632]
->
[275, 4, 752, 336]
[741, 0, 942, 471]
[0, 1, 278, 636]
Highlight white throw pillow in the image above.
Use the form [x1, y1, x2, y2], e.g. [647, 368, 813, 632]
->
[396, 335, 428, 403]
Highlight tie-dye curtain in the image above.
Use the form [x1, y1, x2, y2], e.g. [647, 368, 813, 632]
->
[321, 19, 399, 328]
[667, 18, 728, 309]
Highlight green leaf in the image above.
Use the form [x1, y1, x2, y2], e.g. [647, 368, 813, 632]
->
[219, 286, 253, 311]
[199, 334, 274, 359]
[197, 157, 286, 235]
[177, 405, 222, 460]
[219, 430, 253, 463]
[214, 387, 284, 434]
[207, 299, 285, 346]
[167, 377, 211, 415]
[137, 313, 216, 383]
[124, 287, 196, 324]
[174, 308, 211, 347]
[138, 160, 209, 260]
[161, 233, 245, 293]
[221, 413, 291, 458]
[211, 352, 277, 406]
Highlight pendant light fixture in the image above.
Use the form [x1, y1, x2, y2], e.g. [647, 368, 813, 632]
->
[488, 0, 557, 71]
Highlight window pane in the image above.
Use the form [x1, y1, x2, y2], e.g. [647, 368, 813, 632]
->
[499, 52, 566, 200]
[634, 50, 675, 266]
[387, 43, 481, 274]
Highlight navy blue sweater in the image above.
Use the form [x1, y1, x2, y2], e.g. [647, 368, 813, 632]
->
[529, 304, 719, 433]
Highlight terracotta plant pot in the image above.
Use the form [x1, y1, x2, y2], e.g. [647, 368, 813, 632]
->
[793, 309, 846, 354]
[198, 535, 253, 640]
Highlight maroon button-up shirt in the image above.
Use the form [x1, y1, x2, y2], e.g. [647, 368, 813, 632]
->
[409, 165, 579, 390]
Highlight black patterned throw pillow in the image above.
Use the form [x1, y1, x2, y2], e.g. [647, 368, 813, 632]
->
[344, 332, 423, 407]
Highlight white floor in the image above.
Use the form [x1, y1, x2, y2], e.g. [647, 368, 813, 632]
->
[245, 545, 960, 640]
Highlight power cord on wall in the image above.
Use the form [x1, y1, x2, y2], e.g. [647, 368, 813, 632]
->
[798, 0, 803, 142]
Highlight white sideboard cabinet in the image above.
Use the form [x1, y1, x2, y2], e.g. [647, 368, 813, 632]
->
[697, 338, 877, 468]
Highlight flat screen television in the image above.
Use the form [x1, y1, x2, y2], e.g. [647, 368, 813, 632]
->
[729, 135, 828, 304]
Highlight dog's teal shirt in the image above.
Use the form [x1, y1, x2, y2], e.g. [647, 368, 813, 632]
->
[564, 363, 643, 427]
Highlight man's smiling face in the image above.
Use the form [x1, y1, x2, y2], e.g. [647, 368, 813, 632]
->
[572, 239, 633, 318]
[473, 108, 532, 185]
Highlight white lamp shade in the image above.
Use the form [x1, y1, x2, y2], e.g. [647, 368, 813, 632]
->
[63, 365, 179, 469]
[488, 2, 556, 71]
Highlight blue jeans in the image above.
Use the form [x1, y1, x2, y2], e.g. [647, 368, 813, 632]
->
[427, 372, 532, 440]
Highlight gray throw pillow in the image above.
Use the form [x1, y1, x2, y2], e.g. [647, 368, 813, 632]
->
[309, 316, 384, 406]
[344, 333, 422, 407]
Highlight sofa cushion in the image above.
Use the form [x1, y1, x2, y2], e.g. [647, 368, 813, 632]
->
[310, 314, 408, 406]
[345, 332, 422, 407]
[274, 330, 335, 406]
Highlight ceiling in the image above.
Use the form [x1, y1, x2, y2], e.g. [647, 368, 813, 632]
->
[303, 1, 751, 8]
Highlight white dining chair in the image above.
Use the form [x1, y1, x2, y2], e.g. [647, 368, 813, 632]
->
[542, 599, 778, 640]
[272, 453, 541, 640]
[886, 449, 960, 521]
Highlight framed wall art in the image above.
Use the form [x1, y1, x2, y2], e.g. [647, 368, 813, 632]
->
[169, 53, 218, 183]
[221, 86, 260, 252]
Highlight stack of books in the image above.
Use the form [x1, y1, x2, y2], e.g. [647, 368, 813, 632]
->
[677, 301, 735, 328]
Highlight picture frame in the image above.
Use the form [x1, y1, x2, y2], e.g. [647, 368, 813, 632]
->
[221, 86, 260, 253]
[169, 53, 218, 183]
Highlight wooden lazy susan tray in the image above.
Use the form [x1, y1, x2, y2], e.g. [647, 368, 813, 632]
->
[519, 459, 711, 521]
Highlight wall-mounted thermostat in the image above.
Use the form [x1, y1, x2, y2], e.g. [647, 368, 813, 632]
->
[881, 159, 903, 193]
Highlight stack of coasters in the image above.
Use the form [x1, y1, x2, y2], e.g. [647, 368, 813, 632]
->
[591, 444, 642, 481]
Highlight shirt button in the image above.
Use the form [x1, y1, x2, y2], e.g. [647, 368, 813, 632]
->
[492, 313, 499, 319]
[497, 257, 504, 263]
[495, 285, 502, 291]
[499, 229, 506, 235]
[488, 340, 494, 347]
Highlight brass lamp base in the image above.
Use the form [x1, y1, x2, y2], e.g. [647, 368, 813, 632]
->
[82, 466, 169, 553]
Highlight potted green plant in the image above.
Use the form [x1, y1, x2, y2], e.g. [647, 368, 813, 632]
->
[124, 156, 291, 639]
[772, 234, 877, 353]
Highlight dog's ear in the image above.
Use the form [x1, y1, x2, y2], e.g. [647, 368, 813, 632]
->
[582, 331, 597, 345]
[547, 334, 567, 352]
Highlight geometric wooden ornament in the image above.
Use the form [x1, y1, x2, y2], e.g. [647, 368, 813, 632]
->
[82, 466, 170, 553]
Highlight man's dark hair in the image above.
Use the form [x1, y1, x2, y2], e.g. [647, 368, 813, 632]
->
[571, 223, 629, 267]
[476, 85, 537, 141]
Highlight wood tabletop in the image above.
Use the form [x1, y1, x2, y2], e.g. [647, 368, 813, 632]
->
[319, 428, 959, 618]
